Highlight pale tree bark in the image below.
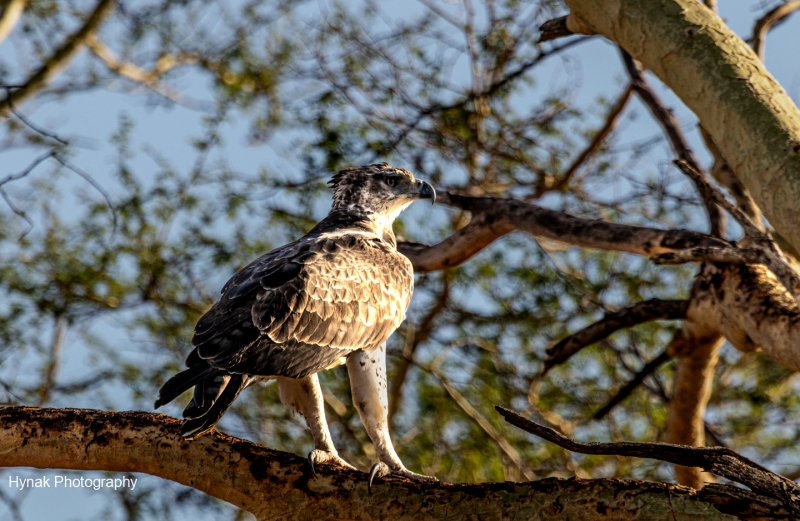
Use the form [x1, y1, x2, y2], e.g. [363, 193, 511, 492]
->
[665, 320, 724, 489]
[0, 0, 26, 46]
[562, 0, 800, 257]
[0, 407, 782, 520]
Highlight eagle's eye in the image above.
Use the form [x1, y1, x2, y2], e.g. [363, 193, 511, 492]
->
[386, 177, 397, 187]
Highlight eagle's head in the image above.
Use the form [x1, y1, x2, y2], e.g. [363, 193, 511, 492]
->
[329, 163, 435, 221]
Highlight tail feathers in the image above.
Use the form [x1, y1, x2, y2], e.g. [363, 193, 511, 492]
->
[180, 374, 249, 439]
[154, 365, 218, 409]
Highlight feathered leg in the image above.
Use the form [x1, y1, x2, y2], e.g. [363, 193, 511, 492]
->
[276, 374, 356, 474]
[346, 344, 437, 487]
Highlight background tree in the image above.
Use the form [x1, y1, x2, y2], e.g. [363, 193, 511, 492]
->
[2, 0, 800, 519]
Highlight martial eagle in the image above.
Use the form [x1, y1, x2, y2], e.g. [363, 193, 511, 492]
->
[155, 163, 436, 484]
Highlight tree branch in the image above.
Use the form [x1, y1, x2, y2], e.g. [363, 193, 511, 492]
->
[665, 322, 724, 489]
[0, 0, 116, 115]
[545, 83, 632, 194]
[496, 406, 800, 516]
[398, 192, 730, 273]
[0, 407, 760, 520]
[87, 37, 186, 104]
[621, 49, 723, 236]
[561, 0, 800, 256]
[542, 299, 688, 375]
[752, 1, 800, 61]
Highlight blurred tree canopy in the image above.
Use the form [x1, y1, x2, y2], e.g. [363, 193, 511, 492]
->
[2, 0, 800, 519]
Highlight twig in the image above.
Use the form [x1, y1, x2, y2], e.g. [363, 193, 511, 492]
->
[2, 86, 69, 145]
[87, 37, 187, 104]
[621, 49, 723, 237]
[752, 1, 800, 61]
[542, 299, 688, 375]
[592, 350, 671, 419]
[496, 406, 800, 514]
[52, 153, 118, 237]
[0, 0, 117, 115]
[543, 83, 632, 195]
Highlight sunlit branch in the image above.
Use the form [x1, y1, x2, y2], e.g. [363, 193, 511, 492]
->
[0, 0, 117, 115]
[542, 299, 688, 375]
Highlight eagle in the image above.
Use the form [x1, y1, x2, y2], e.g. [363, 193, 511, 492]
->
[155, 163, 436, 484]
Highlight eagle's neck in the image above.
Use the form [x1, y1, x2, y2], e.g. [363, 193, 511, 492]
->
[310, 209, 399, 248]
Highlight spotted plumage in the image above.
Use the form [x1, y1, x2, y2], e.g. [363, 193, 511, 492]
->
[155, 164, 437, 484]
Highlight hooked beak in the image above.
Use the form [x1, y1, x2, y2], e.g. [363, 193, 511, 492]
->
[417, 180, 436, 205]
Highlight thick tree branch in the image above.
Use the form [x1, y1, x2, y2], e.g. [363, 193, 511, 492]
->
[688, 263, 800, 371]
[398, 192, 730, 273]
[0, 407, 757, 520]
[561, 0, 800, 257]
[752, 1, 800, 61]
[497, 406, 800, 516]
[0, 0, 116, 115]
[672, 159, 800, 302]
[542, 299, 688, 374]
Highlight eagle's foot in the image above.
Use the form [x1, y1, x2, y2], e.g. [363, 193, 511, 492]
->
[307, 449, 357, 477]
[368, 462, 437, 490]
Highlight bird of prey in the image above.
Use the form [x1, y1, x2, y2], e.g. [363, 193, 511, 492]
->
[155, 163, 436, 484]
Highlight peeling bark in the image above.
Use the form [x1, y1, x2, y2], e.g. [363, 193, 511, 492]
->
[0, 407, 770, 520]
[562, 0, 800, 256]
[688, 263, 800, 370]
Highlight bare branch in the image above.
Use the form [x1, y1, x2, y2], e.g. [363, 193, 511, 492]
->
[398, 192, 731, 273]
[592, 350, 670, 420]
[621, 49, 723, 236]
[545, 83, 632, 194]
[87, 37, 187, 104]
[0, 0, 116, 115]
[752, 1, 800, 61]
[52, 153, 118, 237]
[542, 299, 688, 375]
[496, 406, 800, 515]
[699, 126, 763, 229]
